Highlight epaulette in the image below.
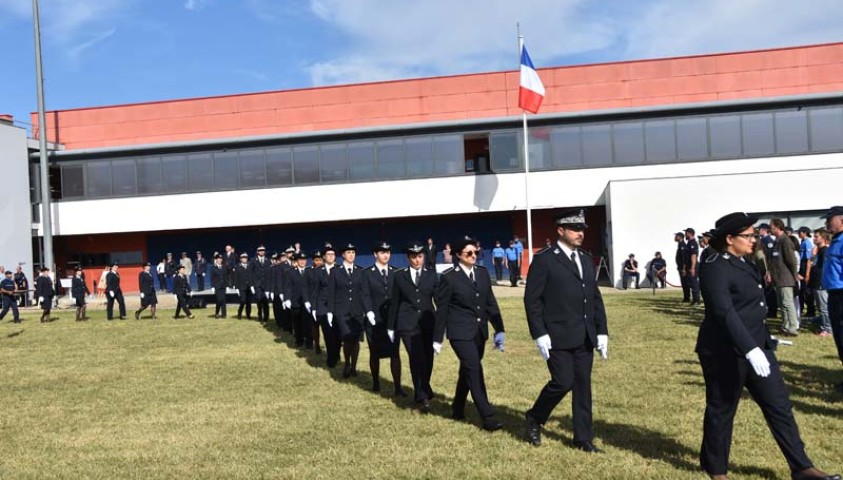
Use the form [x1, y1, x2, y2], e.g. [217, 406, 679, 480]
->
[442, 267, 455, 275]
[475, 264, 487, 270]
[705, 251, 721, 264]
[579, 249, 593, 258]
[536, 246, 551, 254]
[398, 267, 409, 272]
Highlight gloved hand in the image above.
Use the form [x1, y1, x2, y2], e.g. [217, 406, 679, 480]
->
[311, 311, 317, 321]
[38, 296, 44, 303]
[432, 342, 442, 355]
[387, 329, 395, 342]
[494, 332, 505, 352]
[109, 291, 115, 298]
[265, 291, 271, 299]
[189, 291, 194, 297]
[327, 312, 333, 327]
[140, 293, 145, 299]
[270, 292, 274, 301]
[536, 334, 552, 361]
[304, 302, 311, 313]
[283, 300, 292, 309]
[745, 347, 771, 377]
[366, 311, 376, 326]
[596, 334, 609, 360]
[250, 287, 255, 295]
[210, 287, 215, 294]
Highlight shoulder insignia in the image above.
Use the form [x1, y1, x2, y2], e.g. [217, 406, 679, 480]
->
[442, 267, 455, 275]
[552, 248, 560, 255]
[371, 267, 377, 271]
[399, 267, 409, 272]
[705, 252, 721, 263]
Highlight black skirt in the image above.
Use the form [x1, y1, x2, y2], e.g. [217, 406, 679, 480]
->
[366, 322, 399, 359]
[338, 315, 365, 342]
[141, 291, 158, 307]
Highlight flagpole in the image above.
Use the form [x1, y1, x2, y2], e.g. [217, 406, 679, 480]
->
[518, 30, 534, 266]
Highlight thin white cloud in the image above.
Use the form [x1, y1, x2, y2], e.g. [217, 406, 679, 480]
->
[184, 0, 207, 11]
[68, 27, 117, 59]
[233, 68, 270, 82]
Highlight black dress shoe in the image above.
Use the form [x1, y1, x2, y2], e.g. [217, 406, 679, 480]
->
[134, 311, 140, 320]
[394, 388, 408, 398]
[452, 411, 465, 421]
[372, 381, 381, 392]
[573, 441, 603, 453]
[418, 399, 431, 413]
[525, 413, 542, 446]
[791, 469, 842, 480]
[482, 418, 503, 432]
[342, 364, 352, 378]
[834, 381, 843, 394]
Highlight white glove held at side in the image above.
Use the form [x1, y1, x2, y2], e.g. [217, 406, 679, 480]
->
[327, 312, 333, 327]
[140, 293, 145, 299]
[535, 334, 552, 361]
[432, 342, 442, 355]
[745, 347, 771, 377]
[597, 334, 609, 360]
[109, 291, 115, 298]
[366, 311, 376, 325]
[387, 329, 395, 342]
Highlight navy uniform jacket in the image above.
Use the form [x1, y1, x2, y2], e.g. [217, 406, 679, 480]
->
[234, 264, 253, 291]
[174, 274, 191, 296]
[434, 265, 503, 343]
[697, 252, 773, 356]
[211, 264, 227, 289]
[304, 266, 320, 308]
[675, 242, 686, 272]
[387, 267, 438, 333]
[312, 265, 334, 316]
[284, 266, 310, 307]
[138, 271, 156, 296]
[362, 264, 396, 324]
[196, 257, 207, 277]
[327, 264, 372, 319]
[276, 264, 292, 299]
[71, 276, 87, 298]
[34, 276, 54, 299]
[524, 247, 608, 350]
[249, 257, 271, 290]
[684, 238, 700, 272]
[105, 271, 121, 294]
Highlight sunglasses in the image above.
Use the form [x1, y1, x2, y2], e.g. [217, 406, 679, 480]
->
[461, 250, 477, 257]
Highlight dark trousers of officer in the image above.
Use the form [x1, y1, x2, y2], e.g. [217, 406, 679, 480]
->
[400, 328, 435, 403]
[698, 351, 812, 476]
[197, 273, 205, 291]
[0, 295, 20, 321]
[281, 305, 293, 332]
[175, 294, 192, 318]
[237, 290, 253, 318]
[829, 290, 843, 365]
[450, 331, 494, 419]
[254, 288, 270, 321]
[292, 306, 313, 347]
[272, 295, 283, 328]
[682, 273, 700, 302]
[493, 258, 503, 281]
[527, 344, 594, 443]
[107, 292, 126, 319]
[318, 314, 341, 368]
[508, 262, 518, 286]
[214, 289, 227, 318]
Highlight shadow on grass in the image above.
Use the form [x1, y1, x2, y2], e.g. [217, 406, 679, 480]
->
[5, 329, 24, 339]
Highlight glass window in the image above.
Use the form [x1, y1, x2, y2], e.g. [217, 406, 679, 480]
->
[319, 144, 348, 183]
[376, 139, 405, 179]
[709, 115, 742, 159]
[809, 107, 843, 151]
[137, 156, 162, 194]
[405, 136, 433, 177]
[239, 149, 266, 188]
[645, 120, 676, 163]
[161, 154, 187, 193]
[265, 147, 292, 186]
[293, 145, 319, 184]
[676, 117, 708, 161]
[86, 161, 112, 198]
[111, 159, 137, 196]
[612, 122, 645, 165]
[61, 165, 84, 198]
[348, 141, 375, 181]
[187, 152, 213, 192]
[775, 110, 808, 154]
[526, 128, 552, 170]
[490, 131, 520, 171]
[581, 124, 612, 166]
[550, 126, 582, 168]
[433, 134, 464, 175]
[213, 151, 239, 190]
[741, 113, 774, 156]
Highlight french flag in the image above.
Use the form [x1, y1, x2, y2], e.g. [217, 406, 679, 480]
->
[518, 44, 545, 114]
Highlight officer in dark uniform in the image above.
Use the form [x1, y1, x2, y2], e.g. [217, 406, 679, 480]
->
[277, 252, 295, 333]
[425, 238, 437, 271]
[71, 266, 89, 321]
[195, 251, 207, 291]
[235, 253, 254, 319]
[433, 237, 505, 431]
[0, 271, 20, 323]
[173, 264, 195, 319]
[268, 253, 281, 328]
[362, 242, 403, 395]
[284, 252, 313, 348]
[315, 244, 341, 366]
[106, 264, 127, 320]
[13, 266, 28, 307]
[697, 212, 839, 480]
[34, 267, 55, 323]
[523, 210, 608, 451]
[135, 262, 158, 319]
[250, 246, 271, 323]
[327, 243, 374, 378]
[211, 253, 228, 318]
[387, 241, 439, 410]
[305, 250, 325, 354]
[684, 227, 701, 305]
[164, 253, 176, 293]
[224, 245, 238, 288]
[675, 232, 688, 300]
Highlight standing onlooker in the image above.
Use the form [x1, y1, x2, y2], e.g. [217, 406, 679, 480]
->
[622, 254, 640, 289]
[195, 251, 207, 291]
[798, 227, 815, 318]
[224, 245, 238, 288]
[180, 252, 193, 278]
[768, 218, 799, 336]
[820, 206, 843, 394]
[424, 238, 437, 270]
[810, 228, 832, 337]
[504, 240, 519, 287]
[165, 253, 176, 293]
[675, 232, 688, 300]
[476, 241, 485, 268]
[491, 240, 505, 281]
[156, 258, 166, 292]
[684, 228, 701, 305]
[442, 243, 452, 266]
[513, 236, 524, 282]
[14, 265, 28, 307]
[647, 252, 667, 288]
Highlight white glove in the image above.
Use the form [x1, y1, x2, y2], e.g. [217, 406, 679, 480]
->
[211, 287, 215, 294]
[597, 334, 609, 360]
[745, 347, 771, 377]
[109, 291, 115, 298]
[536, 334, 552, 361]
[283, 300, 292, 309]
[327, 312, 333, 327]
[140, 293, 145, 299]
[265, 291, 271, 299]
[311, 310, 317, 321]
[250, 287, 255, 295]
[366, 311, 376, 326]
[38, 296, 44, 303]
[304, 302, 311, 313]
[270, 292, 275, 301]
[432, 342, 442, 355]
[387, 329, 395, 342]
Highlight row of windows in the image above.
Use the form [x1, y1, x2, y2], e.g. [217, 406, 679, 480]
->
[55, 105, 843, 200]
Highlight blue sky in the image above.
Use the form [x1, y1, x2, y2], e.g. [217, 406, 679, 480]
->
[1, 0, 842, 132]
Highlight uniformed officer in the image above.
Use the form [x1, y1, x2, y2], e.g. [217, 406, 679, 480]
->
[684, 227, 701, 305]
[34, 267, 55, 323]
[165, 253, 176, 292]
[697, 212, 839, 480]
[195, 251, 207, 291]
[173, 264, 195, 319]
[135, 262, 158, 319]
[106, 263, 127, 320]
[433, 236, 505, 431]
[284, 251, 313, 348]
[0, 271, 20, 323]
[211, 253, 228, 318]
[362, 242, 403, 395]
[524, 209, 608, 451]
[224, 245, 238, 288]
[387, 241, 439, 410]
[235, 253, 254, 319]
[675, 232, 688, 299]
[305, 250, 325, 354]
[327, 243, 374, 378]
[14, 266, 28, 307]
[315, 244, 341, 366]
[250, 246, 272, 323]
[276, 251, 295, 333]
[71, 266, 89, 321]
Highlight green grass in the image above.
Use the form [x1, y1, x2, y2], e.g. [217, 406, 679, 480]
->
[1, 291, 841, 479]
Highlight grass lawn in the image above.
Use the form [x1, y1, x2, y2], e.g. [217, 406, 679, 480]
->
[1, 290, 841, 479]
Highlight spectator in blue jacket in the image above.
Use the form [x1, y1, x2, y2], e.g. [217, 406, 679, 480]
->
[492, 240, 505, 281]
[505, 241, 519, 287]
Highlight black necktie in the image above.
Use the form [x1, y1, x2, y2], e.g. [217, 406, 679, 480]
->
[414, 270, 419, 286]
[381, 269, 387, 286]
[348, 268, 353, 276]
[571, 252, 581, 277]
[469, 270, 475, 285]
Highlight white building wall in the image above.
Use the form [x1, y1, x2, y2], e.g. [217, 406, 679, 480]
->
[0, 124, 34, 273]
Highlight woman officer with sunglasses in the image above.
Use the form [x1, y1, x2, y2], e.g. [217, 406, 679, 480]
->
[697, 212, 839, 480]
